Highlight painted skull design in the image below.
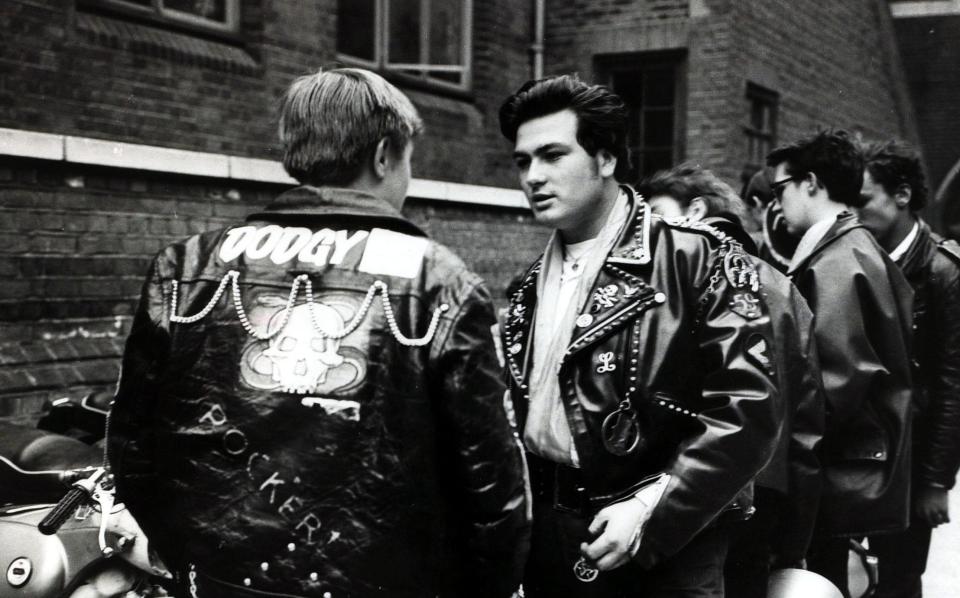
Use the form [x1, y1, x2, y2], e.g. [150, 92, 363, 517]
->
[262, 303, 346, 394]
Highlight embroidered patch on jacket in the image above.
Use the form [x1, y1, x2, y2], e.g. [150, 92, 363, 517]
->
[744, 333, 775, 375]
[357, 228, 428, 278]
[729, 292, 762, 319]
[239, 295, 367, 396]
[723, 250, 760, 292]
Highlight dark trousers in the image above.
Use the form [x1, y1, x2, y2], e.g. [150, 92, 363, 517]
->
[523, 454, 729, 598]
[808, 520, 932, 598]
[869, 519, 932, 598]
[807, 533, 853, 598]
[723, 489, 783, 598]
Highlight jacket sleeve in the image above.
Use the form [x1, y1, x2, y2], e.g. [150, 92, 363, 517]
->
[802, 246, 913, 432]
[774, 301, 824, 564]
[106, 256, 178, 564]
[634, 245, 781, 569]
[919, 258, 960, 489]
[429, 277, 530, 598]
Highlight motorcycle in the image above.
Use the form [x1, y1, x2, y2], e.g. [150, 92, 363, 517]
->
[0, 392, 171, 598]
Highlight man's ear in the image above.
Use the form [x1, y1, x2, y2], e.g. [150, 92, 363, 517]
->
[894, 184, 912, 209]
[805, 172, 820, 197]
[372, 137, 390, 179]
[597, 149, 617, 178]
[686, 197, 708, 221]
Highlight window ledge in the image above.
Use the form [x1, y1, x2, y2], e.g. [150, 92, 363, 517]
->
[76, 12, 259, 75]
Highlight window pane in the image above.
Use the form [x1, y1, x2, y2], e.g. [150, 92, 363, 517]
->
[429, 0, 463, 65]
[162, 0, 227, 22]
[642, 150, 674, 177]
[643, 109, 674, 147]
[389, 0, 423, 63]
[643, 67, 674, 107]
[337, 0, 376, 60]
[116, 0, 153, 6]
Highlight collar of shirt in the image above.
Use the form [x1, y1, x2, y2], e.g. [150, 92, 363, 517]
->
[788, 216, 837, 273]
[889, 221, 920, 263]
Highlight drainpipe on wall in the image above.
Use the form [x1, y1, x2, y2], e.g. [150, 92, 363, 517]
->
[531, 0, 545, 79]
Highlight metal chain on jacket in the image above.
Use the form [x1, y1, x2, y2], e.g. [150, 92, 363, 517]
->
[170, 271, 449, 347]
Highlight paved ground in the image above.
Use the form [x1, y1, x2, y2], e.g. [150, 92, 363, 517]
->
[921, 487, 960, 598]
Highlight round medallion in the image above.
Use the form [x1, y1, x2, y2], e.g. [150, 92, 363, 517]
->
[654, 292, 666, 304]
[509, 343, 522, 355]
[575, 314, 594, 328]
[601, 407, 644, 456]
[573, 557, 599, 583]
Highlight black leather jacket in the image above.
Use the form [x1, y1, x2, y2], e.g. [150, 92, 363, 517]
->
[896, 220, 960, 491]
[705, 216, 824, 563]
[504, 190, 782, 569]
[108, 186, 529, 598]
[789, 212, 914, 536]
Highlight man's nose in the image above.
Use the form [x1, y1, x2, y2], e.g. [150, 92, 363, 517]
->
[524, 160, 546, 187]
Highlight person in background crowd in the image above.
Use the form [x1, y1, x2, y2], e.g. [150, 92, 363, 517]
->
[741, 169, 800, 272]
[638, 164, 824, 598]
[767, 130, 914, 597]
[108, 67, 529, 598]
[638, 163, 756, 250]
[498, 74, 781, 598]
[856, 140, 960, 598]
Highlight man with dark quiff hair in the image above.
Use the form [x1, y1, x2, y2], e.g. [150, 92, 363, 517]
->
[499, 74, 784, 597]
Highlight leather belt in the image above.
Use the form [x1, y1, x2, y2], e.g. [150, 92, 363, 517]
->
[525, 451, 590, 514]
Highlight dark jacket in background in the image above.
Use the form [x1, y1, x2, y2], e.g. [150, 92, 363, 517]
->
[896, 219, 960, 491]
[789, 212, 914, 536]
[705, 215, 824, 563]
[108, 186, 530, 598]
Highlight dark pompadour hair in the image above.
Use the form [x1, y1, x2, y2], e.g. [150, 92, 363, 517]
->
[498, 75, 630, 179]
[863, 140, 928, 212]
[766, 129, 865, 207]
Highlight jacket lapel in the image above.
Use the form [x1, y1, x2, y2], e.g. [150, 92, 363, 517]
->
[503, 259, 541, 387]
[566, 193, 665, 357]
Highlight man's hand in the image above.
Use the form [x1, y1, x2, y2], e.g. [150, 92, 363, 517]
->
[914, 486, 950, 527]
[579, 497, 653, 571]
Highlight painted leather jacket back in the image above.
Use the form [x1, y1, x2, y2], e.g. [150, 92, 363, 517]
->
[504, 188, 782, 569]
[107, 186, 529, 598]
[789, 212, 914, 536]
[896, 220, 960, 491]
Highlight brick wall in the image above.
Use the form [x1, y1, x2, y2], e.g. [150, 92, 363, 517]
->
[0, 0, 549, 420]
[893, 15, 960, 231]
[540, 0, 918, 188]
[0, 157, 549, 421]
[0, 0, 533, 187]
[730, 0, 919, 176]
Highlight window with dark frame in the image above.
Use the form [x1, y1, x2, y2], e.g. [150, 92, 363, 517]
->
[744, 83, 778, 174]
[80, 0, 240, 35]
[598, 53, 685, 184]
[336, 0, 473, 91]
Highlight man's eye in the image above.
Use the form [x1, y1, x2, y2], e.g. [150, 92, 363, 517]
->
[514, 159, 529, 169]
[544, 152, 563, 162]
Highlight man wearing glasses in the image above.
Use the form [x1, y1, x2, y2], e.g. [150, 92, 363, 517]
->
[766, 130, 914, 595]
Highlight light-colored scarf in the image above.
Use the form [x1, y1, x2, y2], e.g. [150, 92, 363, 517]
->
[525, 189, 630, 466]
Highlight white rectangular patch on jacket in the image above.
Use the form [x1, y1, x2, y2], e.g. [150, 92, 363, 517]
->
[358, 228, 427, 279]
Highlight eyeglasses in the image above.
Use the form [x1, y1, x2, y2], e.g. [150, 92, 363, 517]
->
[769, 175, 800, 200]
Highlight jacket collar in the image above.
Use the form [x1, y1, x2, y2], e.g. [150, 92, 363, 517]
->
[247, 186, 427, 236]
[789, 211, 863, 274]
[503, 187, 663, 386]
[897, 218, 937, 278]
